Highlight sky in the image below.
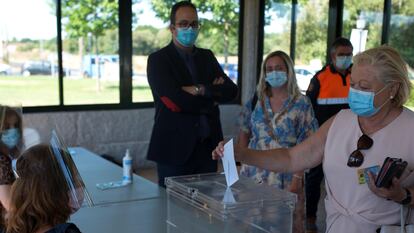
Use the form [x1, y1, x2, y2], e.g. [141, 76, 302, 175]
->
[0, 0, 285, 41]
[0, 0, 168, 41]
[0, 0, 56, 40]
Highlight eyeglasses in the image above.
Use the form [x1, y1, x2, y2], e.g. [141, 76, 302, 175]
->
[347, 134, 373, 167]
[174, 20, 200, 29]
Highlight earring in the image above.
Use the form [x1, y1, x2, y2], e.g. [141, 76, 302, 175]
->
[390, 95, 394, 99]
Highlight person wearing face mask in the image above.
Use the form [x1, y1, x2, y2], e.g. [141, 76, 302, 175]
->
[146, 1, 238, 187]
[237, 51, 318, 233]
[0, 106, 23, 230]
[213, 46, 414, 233]
[305, 37, 353, 232]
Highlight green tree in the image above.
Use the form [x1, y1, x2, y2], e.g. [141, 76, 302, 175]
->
[149, 0, 239, 64]
[263, 1, 292, 56]
[343, 0, 383, 51]
[133, 26, 160, 55]
[59, 0, 118, 91]
[389, 0, 414, 67]
[295, 0, 328, 65]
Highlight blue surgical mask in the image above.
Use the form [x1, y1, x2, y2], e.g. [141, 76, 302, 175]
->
[348, 86, 389, 117]
[265, 71, 287, 88]
[335, 56, 352, 70]
[176, 28, 199, 47]
[1, 128, 20, 149]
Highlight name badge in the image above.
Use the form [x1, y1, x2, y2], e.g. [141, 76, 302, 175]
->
[357, 165, 380, 185]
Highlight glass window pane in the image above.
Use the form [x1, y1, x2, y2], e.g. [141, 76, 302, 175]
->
[132, 1, 240, 103]
[196, 1, 240, 85]
[389, 2, 414, 109]
[343, 0, 383, 54]
[62, 1, 119, 105]
[132, 0, 169, 103]
[0, 0, 58, 106]
[264, 1, 291, 55]
[295, 0, 328, 91]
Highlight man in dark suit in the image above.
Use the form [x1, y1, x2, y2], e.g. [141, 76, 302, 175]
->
[146, 1, 238, 187]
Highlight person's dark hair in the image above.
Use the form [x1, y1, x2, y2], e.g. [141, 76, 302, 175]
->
[170, 1, 197, 25]
[330, 37, 353, 54]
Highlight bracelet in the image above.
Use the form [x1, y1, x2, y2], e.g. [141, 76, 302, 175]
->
[293, 175, 303, 179]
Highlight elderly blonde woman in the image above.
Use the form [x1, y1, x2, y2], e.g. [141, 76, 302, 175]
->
[215, 46, 414, 233]
[236, 50, 318, 233]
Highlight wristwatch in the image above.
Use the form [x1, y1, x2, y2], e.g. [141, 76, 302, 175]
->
[399, 188, 411, 205]
[194, 85, 200, 95]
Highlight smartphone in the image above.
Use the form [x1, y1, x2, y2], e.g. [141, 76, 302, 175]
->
[375, 157, 407, 188]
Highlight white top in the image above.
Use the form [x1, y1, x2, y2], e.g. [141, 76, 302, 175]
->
[323, 108, 414, 233]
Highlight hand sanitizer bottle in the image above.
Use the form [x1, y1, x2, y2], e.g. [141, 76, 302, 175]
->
[122, 149, 133, 184]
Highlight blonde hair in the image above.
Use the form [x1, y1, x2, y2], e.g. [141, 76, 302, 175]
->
[256, 51, 300, 100]
[353, 45, 412, 107]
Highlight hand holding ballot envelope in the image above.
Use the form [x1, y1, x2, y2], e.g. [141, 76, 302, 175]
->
[220, 139, 239, 187]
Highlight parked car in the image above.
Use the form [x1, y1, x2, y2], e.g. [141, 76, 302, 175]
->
[21, 61, 52, 76]
[220, 63, 238, 84]
[0, 63, 11, 75]
[294, 65, 316, 92]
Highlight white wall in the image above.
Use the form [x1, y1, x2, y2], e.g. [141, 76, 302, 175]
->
[23, 105, 241, 169]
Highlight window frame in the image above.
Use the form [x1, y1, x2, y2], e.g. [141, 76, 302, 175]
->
[23, 0, 243, 113]
[258, 0, 393, 73]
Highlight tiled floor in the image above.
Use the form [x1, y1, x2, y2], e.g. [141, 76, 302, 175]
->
[137, 166, 327, 233]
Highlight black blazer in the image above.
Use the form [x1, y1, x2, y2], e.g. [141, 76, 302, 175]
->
[146, 42, 238, 165]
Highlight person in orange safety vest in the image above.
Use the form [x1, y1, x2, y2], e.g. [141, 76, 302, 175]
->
[305, 37, 353, 233]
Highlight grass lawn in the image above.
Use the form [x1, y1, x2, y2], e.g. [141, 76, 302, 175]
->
[0, 76, 153, 106]
[1, 76, 413, 109]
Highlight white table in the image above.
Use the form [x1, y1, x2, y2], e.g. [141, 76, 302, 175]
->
[69, 148, 280, 233]
[71, 198, 168, 233]
[70, 147, 163, 206]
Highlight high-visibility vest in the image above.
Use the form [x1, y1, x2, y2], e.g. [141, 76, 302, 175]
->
[316, 66, 351, 105]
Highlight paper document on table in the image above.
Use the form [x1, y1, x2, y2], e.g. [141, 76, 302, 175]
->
[96, 181, 129, 190]
[221, 139, 239, 187]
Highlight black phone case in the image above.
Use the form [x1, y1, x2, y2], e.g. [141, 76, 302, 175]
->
[375, 157, 407, 188]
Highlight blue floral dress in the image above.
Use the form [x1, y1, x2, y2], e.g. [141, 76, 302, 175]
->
[239, 94, 318, 189]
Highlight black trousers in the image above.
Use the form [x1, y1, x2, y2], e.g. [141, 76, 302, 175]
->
[305, 164, 324, 218]
[156, 139, 217, 187]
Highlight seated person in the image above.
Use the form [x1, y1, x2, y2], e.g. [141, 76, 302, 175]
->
[6, 144, 82, 233]
[0, 106, 23, 228]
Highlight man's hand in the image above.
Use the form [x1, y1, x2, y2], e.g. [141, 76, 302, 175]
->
[213, 77, 225, 85]
[182, 85, 199, 96]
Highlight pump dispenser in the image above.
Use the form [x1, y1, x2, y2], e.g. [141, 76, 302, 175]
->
[122, 149, 133, 184]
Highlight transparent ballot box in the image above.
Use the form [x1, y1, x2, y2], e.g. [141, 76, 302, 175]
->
[165, 173, 296, 233]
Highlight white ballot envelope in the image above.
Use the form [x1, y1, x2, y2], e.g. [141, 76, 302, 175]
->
[221, 139, 239, 187]
[222, 187, 236, 203]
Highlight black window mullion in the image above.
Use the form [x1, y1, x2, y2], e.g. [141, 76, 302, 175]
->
[290, 0, 298, 63]
[119, 0, 133, 105]
[257, 0, 265, 83]
[236, 0, 244, 103]
[381, 0, 391, 44]
[326, 0, 344, 64]
[57, 0, 64, 106]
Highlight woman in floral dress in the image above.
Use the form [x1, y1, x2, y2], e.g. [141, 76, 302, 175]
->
[238, 51, 318, 233]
